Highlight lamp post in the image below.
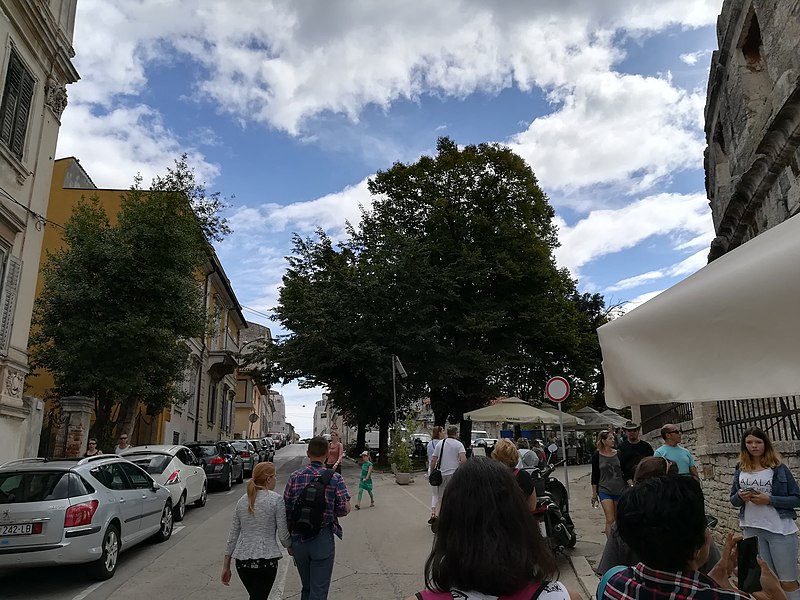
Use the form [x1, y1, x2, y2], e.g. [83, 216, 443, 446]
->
[392, 355, 407, 427]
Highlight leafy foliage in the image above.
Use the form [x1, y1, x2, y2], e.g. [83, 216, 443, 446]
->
[30, 156, 229, 449]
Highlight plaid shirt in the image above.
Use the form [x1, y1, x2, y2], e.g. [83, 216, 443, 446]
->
[283, 461, 350, 541]
[605, 563, 750, 600]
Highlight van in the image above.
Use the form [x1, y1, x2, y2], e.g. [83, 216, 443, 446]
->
[470, 429, 489, 442]
[365, 431, 380, 450]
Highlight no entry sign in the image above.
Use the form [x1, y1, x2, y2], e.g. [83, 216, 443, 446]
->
[545, 376, 570, 403]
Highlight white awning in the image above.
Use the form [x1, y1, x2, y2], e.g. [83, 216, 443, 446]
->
[464, 397, 560, 424]
[598, 214, 800, 409]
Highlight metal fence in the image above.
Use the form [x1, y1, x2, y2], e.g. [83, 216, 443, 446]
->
[717, 396, 800, 443]
[640, 402, 694, 435]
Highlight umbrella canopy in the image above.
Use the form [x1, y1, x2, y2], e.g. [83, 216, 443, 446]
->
[598, 214, 800, 409]
[538, 406, 586, 427]
[600, 410, 630, 428]
[573, 407, 613, 430]
[463, 397, 560, 424]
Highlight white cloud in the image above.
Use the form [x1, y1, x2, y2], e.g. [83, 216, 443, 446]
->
[554, 192, 713, 273]
[509, 72, 706, 192]
[604, 248, 708, 292]
[680, 50, 712, 66]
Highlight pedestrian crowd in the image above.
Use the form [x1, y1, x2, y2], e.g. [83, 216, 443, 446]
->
[219, 422, 799, 600]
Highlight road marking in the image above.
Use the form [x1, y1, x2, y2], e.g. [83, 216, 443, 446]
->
[70, 581, 103, 600]
[396, 480, 432, 511]
[269, 555, 290, 599]
[173, 525, 185, 534]
[225, 490, 235, 495]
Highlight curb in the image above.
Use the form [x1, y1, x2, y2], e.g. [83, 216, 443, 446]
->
[568, 554, 600, 600]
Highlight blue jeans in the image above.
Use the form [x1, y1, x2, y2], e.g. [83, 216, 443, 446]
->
[742, 526, 800, 600]
[292, 528, 335, 600]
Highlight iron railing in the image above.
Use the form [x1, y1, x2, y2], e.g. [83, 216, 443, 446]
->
[717, 396, 800, 443]
[640, 402, 694, 435]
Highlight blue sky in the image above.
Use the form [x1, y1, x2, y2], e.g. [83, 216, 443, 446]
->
[56, 1, 724, 436]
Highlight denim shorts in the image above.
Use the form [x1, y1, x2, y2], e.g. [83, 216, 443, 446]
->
[598, 492, 621, 502]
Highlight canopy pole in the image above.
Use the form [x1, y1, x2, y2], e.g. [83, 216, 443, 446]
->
[559, 403, 569, 499]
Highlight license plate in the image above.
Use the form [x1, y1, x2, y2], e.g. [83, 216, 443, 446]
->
[1, 523, 33, 536]
[538, 521, 547, 538]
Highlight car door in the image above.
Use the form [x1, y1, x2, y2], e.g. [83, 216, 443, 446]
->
[176, 448, 202, 502]
[118, 462, 162, 539]
[91, 463, 142, 542]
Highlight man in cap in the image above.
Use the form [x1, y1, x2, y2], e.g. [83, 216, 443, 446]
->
[617, 420, 654, 485]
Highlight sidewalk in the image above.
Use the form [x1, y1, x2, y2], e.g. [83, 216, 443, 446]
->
[279, 459, 607, 600]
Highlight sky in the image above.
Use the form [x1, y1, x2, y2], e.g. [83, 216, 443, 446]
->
[55, 0, 724, 437]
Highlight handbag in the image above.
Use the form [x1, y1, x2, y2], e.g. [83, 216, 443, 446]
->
[429, 439, 445, 486]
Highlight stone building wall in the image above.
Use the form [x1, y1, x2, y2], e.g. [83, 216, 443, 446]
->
[705, 0, 800, 260]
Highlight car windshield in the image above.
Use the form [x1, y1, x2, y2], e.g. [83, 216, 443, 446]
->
[128, 454, 172, 475]
[412, 434, 432, 443]
[0, 471, 71, 503]
[231, 441, 249, 450]
[189, 445, 218, 458]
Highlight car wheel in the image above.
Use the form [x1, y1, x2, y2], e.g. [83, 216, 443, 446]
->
[236, 467, 244, 484]
[194, 483, 207, 507]
[153, 501, 173, 542]
[223, 468, 232, 491]
[88, 524, 120, 581]
[173, 492, 186, 522]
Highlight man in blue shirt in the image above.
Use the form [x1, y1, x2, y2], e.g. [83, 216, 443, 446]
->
[654, 424, 700, 481]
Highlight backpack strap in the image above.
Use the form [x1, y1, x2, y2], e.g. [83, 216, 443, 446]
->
[320, 468, 335, 485]
[526, 580, 546, 600]
[596, 566, 627, 600]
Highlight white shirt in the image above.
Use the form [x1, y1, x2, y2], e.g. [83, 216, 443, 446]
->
[427, 439, 441, 471]
[740, 468, 798, 535]
[114, 445, 130, 455]
[432, 437, 466, 476]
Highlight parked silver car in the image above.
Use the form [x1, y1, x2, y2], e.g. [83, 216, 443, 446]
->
[229, 440, 257, 476]
[0, 455, 174, 580]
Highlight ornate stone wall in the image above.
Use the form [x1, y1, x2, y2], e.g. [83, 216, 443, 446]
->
[705, 0, 800, 260]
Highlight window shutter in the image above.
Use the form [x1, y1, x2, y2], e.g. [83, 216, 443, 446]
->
[0, 255, 22, 355]
[0, 54, 22, 148]
[10, 69, 34, 159]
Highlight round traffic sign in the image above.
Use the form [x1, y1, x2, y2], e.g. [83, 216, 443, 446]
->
[248, 413, 259, 423]
[545, 376, 570, 403]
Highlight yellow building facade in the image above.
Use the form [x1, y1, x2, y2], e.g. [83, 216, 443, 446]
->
[29, 157, 247, 448]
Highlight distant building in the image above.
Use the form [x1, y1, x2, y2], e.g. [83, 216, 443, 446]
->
[268, 389, 286, 437]
[0, 1, 79, 463]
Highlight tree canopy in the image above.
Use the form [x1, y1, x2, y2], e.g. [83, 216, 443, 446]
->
[30, 156, 229, 448]
[247, 137, 605, 450]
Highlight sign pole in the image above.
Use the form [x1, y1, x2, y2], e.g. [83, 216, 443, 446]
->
[558, 402, 569, 499]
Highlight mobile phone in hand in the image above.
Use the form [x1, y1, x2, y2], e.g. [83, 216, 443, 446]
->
[705, 514, 718, 529]
[737, 537, 762, 593]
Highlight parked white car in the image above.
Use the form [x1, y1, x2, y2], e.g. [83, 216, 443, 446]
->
[121, 445, 207, 521]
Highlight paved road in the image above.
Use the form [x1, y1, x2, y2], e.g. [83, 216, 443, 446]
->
[0, 447, 606, 600]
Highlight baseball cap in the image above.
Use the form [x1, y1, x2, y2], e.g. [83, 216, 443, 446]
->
[360, 450, 370, 456]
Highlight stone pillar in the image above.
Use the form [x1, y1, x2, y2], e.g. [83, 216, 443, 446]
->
[52, 396, 93, 459]
[22, 396, 44, 458]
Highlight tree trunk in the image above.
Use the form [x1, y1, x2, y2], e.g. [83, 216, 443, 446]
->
[117, 399, 139, 443]
[356, 421, 366, 453]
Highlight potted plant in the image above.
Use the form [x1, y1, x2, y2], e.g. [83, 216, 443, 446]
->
[390, 424, 414, 485]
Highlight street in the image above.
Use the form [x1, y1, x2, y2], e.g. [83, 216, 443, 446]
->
[0, 446, 606, 600]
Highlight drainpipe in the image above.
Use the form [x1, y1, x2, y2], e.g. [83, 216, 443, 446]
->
[194, 264, 214, 442]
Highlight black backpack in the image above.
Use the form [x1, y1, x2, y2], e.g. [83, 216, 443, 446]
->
[292, 468, 335, 537]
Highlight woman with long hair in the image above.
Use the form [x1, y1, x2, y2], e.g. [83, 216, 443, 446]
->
[222, 462, 291, 599]
[325, 432, 344, 474]
[408, 458, 581, 600]
[591, 430, 627, 538]
[730, 427, 800, 600]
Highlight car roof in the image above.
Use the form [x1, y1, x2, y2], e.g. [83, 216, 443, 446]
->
[120, 444, 184, 455]
[0, 455, 126, 471]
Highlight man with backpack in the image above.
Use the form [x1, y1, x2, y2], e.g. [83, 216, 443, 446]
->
[284, 436, 351, 599]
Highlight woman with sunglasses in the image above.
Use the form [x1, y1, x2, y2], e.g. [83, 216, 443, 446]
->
[730, 427, 800, 600]
[591, 430, 627, 537]
[83, 438, 102, 456]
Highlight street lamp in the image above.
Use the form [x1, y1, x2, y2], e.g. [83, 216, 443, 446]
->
[392, 355, 407, 427]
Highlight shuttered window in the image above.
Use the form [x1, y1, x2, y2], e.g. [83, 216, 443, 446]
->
[0, 49, 35, 161]
[0, 252, 22, 356]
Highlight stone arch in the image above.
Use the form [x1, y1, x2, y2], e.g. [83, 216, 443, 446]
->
[736, 7, 771, 119]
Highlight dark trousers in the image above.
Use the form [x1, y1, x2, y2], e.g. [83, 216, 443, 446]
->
[292, 528, 335, 600]
[235, 558, 279, 600]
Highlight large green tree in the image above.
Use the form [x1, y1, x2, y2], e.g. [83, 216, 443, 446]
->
[30, 156, 229, 449]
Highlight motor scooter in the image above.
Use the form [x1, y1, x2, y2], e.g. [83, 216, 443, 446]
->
[525, 458, 577, 551]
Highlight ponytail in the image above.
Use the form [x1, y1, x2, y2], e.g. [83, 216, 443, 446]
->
[247, 461, 276, 513]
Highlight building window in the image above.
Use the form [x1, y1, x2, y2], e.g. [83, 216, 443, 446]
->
[0, 48, 36, 161]
[0, 247, 21, 356]
[737, 9, 771, 117]
[172, 431, 180, 445]
[207, 383, 217, 424]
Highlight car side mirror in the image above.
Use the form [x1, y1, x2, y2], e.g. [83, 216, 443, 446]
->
[151, 481, 160, 492]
